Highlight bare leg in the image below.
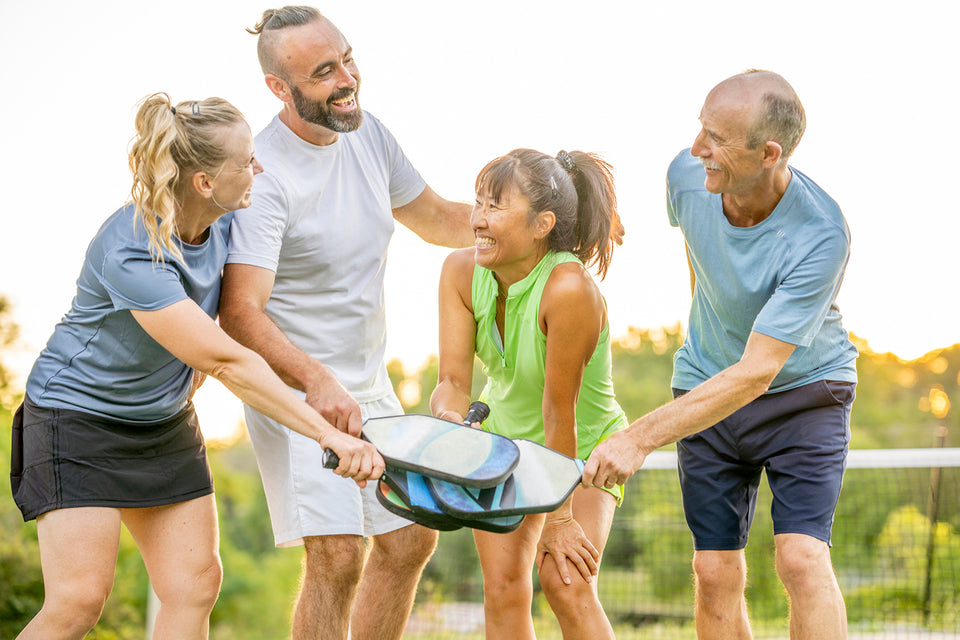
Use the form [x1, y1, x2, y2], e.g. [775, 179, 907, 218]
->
[474, 513, 545, 640]
[123, 495, 222, 640]
[539, 486, 616, 640]
[16, 508, 121, 640]
[774, 533, 847, 639]
[293, 534, 366, 640]
[693, 549, 753, 639]
[350, 524, 438, 640]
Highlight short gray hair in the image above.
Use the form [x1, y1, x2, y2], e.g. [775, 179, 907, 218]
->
[742, 69, 806, 159]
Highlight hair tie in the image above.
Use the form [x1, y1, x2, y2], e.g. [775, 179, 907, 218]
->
[556, 150, 576, 174]
[191, 101, 200, 116]
[170, 106, 177, 115]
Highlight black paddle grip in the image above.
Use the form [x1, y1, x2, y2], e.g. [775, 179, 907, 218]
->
[322, 448, 340, 469]
[321, 402, 491, 470]
[463, 401, 490, 425]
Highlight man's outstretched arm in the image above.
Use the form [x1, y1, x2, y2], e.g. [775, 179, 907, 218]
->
[582, 331, 796, 488]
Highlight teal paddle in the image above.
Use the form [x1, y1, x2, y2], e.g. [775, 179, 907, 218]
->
[375, 479, 463, 532]
[380, 467, 524, 533]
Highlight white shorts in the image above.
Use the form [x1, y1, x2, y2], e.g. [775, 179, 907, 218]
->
[244, 393, 412, 547]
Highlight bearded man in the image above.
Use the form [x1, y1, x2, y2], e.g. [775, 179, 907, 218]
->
[219, 7, 474, 640]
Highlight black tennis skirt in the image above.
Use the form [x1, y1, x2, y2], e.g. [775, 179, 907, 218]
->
[10, 396, 213, 521]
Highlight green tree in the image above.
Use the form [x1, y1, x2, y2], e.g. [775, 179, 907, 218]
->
[0, 296, 42, 637]
[850, 335, 959, 449]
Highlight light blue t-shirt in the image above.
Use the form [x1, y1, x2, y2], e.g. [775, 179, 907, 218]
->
[26, 204, 232, 420]
[666, 149, 858, 393]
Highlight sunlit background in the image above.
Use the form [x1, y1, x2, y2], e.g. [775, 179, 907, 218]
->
[2, 0, 958, 442]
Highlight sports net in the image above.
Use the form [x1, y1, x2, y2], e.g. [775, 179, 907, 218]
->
[409, 447, 960, 639]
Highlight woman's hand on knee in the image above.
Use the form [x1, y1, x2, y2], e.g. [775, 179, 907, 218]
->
[535, 514, 600, 585]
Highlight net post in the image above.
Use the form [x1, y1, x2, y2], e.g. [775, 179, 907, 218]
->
[922, 423, 949, 628]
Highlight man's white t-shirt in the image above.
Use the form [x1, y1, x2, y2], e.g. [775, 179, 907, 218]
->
[227, 113, 426, 402]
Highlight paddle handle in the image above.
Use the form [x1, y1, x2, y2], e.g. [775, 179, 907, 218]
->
[322, 448, 340, 469]
[464, 401, 490, 425]
[321, 402, 490, 470]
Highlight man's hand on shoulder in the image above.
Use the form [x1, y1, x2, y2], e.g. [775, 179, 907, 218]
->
[393, 186, 474, 248]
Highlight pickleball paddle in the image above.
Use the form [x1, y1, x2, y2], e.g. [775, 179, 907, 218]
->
[380, 467, 524, 533]
[322, 402, 519, 488]
[428, 439, 586, 519]
[375, 478, 464, 531]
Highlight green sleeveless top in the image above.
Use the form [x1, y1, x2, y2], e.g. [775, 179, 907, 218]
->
[472, 251, 628, 459]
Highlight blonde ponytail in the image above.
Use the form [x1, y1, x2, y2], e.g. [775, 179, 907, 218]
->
[128, 93, 245, 261]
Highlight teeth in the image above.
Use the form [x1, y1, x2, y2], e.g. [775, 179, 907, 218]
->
[332, 95, 354, 105]
[475, 237, 495, 247]
[701, 160, 721, 171]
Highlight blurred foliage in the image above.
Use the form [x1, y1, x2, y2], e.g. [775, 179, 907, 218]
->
[1, 288, 959, 638]
[0, 296, 20, 410]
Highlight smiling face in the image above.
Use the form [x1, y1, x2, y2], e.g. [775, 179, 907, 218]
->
[471, 183, 552, 285]
[689, 82, 767, 196]
[278, 19, 363, 134]
[210, 122, 262, 211]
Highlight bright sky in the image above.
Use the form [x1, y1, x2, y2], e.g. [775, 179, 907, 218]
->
[2, 1, 958, 439]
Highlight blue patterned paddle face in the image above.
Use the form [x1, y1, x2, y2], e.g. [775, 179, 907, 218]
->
[381, 467, 524, 533]
[428, 439, 586, 519]
[375, 478, 462, 531]
[360, 414, 520, 488]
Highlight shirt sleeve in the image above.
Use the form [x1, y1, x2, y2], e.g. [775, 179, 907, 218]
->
[100, 246, 187, 311]
[378, 120, 426, 209]
[666, 164, 680, 228]
[226, 171, 289, 271]
[752, 231, 850, 347]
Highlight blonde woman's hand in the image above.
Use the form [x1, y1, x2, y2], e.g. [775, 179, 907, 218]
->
[320, 430, 384, 487]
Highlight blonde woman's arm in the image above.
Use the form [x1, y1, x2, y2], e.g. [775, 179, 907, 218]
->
[131, 300, 384, 485]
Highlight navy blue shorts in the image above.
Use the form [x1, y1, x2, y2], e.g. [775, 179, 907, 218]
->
[675, 380, 855, 550]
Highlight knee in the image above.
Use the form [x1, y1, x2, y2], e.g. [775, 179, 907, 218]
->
[775, 536, 833, 592]
[191, 557, 224, 610]
[374, 525, 438, 571]
[404, 525, 439, 566]
[304, 535, 366, 585]
[483, 566, 533, 609]
[154, 555, 223, 612]
[43, 582, 112, 634]
[693, 552, 746, 599]
[539, 567, 594, 614]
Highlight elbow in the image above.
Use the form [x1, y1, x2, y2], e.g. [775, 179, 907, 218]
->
[202, 350, 261, 389]
[540, 404, 576, 446]
[217, 303, 243, 340]
[202, 358, 238, 386]
[740, 362, 781, 398]
[218, 298, 263, 346]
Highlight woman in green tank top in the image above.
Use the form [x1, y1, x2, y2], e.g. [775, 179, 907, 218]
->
[431, 148, 626, 640]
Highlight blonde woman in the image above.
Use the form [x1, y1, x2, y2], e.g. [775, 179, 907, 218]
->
[10, 93, 383, 640]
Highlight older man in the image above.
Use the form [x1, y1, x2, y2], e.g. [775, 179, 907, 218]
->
[219, 7, 473, 640]
[584, 70, 858, 639]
